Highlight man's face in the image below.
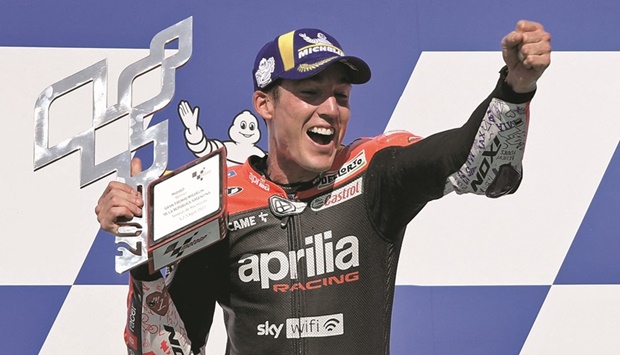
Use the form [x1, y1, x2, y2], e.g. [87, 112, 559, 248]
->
[266, 64, 351, 181]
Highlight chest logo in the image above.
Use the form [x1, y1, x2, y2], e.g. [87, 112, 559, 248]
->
[318, 150, 366, 189]
[269, 195, 307, 217]
[311, 178, 363, 211]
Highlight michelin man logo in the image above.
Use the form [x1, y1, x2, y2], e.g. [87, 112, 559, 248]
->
[178, 100, 265, 165]
[255, 57, 275, 89]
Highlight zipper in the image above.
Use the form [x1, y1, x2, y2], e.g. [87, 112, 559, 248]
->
[284, 194, 306, 354]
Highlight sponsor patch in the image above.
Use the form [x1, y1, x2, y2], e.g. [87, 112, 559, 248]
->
[238, 230, 359, 290]
[227, 186, 243, 196]
[286, 313, 344, 339]
[318, 150, 366, 189]
[248, 172, 270, 191]
[256, 313, 345, 340]
[255, 57, 275, 88]
[146, 291, 170, 316]
[269, 195, 307, 217]
[229, 215, 257, 231]
[311, 179, 363, 211]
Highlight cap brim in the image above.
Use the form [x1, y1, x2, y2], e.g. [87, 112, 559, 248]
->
[339, 56, 371, 84]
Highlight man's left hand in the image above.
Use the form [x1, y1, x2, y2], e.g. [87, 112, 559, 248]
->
[502, 20, 552, 93]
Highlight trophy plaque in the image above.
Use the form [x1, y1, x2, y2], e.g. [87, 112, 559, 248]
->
[147, 148, 227, 272]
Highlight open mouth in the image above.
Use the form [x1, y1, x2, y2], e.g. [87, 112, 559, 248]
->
[307, 127, 334, 145]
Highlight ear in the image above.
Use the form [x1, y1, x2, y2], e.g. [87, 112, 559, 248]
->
[253, 90, 273, 121]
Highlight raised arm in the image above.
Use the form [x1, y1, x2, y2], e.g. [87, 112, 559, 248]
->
[365, 20, 551, 239]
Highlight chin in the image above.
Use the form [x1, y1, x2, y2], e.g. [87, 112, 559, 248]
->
[305, 156, 335, 173]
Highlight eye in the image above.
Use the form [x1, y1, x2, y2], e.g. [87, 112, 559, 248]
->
[249, 122, 256, 130]
[301, 90, 318, 96]
[240, 121, 247, 129]
[335, 92, 349, 104]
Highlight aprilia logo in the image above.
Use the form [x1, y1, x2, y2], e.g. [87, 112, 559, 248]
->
[238, 230, 359, 289]
[249, 172, 270, 191]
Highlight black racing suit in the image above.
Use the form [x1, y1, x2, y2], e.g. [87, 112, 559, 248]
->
[125, 68, 535, 355]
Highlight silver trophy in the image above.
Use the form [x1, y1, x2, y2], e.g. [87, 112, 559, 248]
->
[34, 17, 225, 274]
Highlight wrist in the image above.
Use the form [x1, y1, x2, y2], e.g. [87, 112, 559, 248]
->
[506, 79, 537, 94]
[496, 66, 536, 104]
[505, 70, 537, 94]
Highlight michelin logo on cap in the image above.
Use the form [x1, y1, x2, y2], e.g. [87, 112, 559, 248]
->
[255, 57, 275, 89]
[297, 32, 345, 59]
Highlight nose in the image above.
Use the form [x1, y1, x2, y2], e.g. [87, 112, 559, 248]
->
[317, 95, 339, 121]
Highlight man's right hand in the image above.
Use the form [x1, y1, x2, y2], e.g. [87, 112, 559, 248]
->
[95, 158, 144, 234]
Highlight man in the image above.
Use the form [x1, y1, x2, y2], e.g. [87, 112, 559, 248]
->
[96, 20, 551, 355]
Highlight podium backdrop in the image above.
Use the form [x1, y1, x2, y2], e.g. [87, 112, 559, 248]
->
[1, 1, 619, 354]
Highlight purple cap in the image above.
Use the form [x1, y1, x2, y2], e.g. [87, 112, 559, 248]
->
[252, 28, 371, 91]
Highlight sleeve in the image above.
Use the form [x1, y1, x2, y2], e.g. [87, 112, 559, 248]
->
[443, 66, 533, 198]
[125, 273, 194, 355]
[125, 245, 221, 355]
[365, 66, 536, 239]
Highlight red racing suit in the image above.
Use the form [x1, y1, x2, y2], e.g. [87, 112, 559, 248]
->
[125, 68, 535, 355]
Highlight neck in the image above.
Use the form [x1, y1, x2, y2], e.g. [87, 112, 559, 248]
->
[264, 154, 320, 185]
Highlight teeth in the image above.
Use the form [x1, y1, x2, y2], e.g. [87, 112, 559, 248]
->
[309, 127, 334, 136]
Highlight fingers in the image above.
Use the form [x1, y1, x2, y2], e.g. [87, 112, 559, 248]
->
[520, 41, 552, 70]
[131, 157, 142, 177]
[519, 24, 552, 70]
[501, 31, 523, 51]
[179, 100, 190, 116]
[179, 100, 198, 120]
[502, 20, 551, 93]
[503, 20, 551, 70]
[95, 180, 144, 234]
[178, 100, 200, 132]
[515, 19, 543, 33]
[178, 100, 193, 129]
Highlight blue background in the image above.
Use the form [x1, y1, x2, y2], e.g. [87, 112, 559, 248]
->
[1, 1, 619, 354]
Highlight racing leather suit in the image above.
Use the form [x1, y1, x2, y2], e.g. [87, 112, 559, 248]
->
[125, 67, 535, 355]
